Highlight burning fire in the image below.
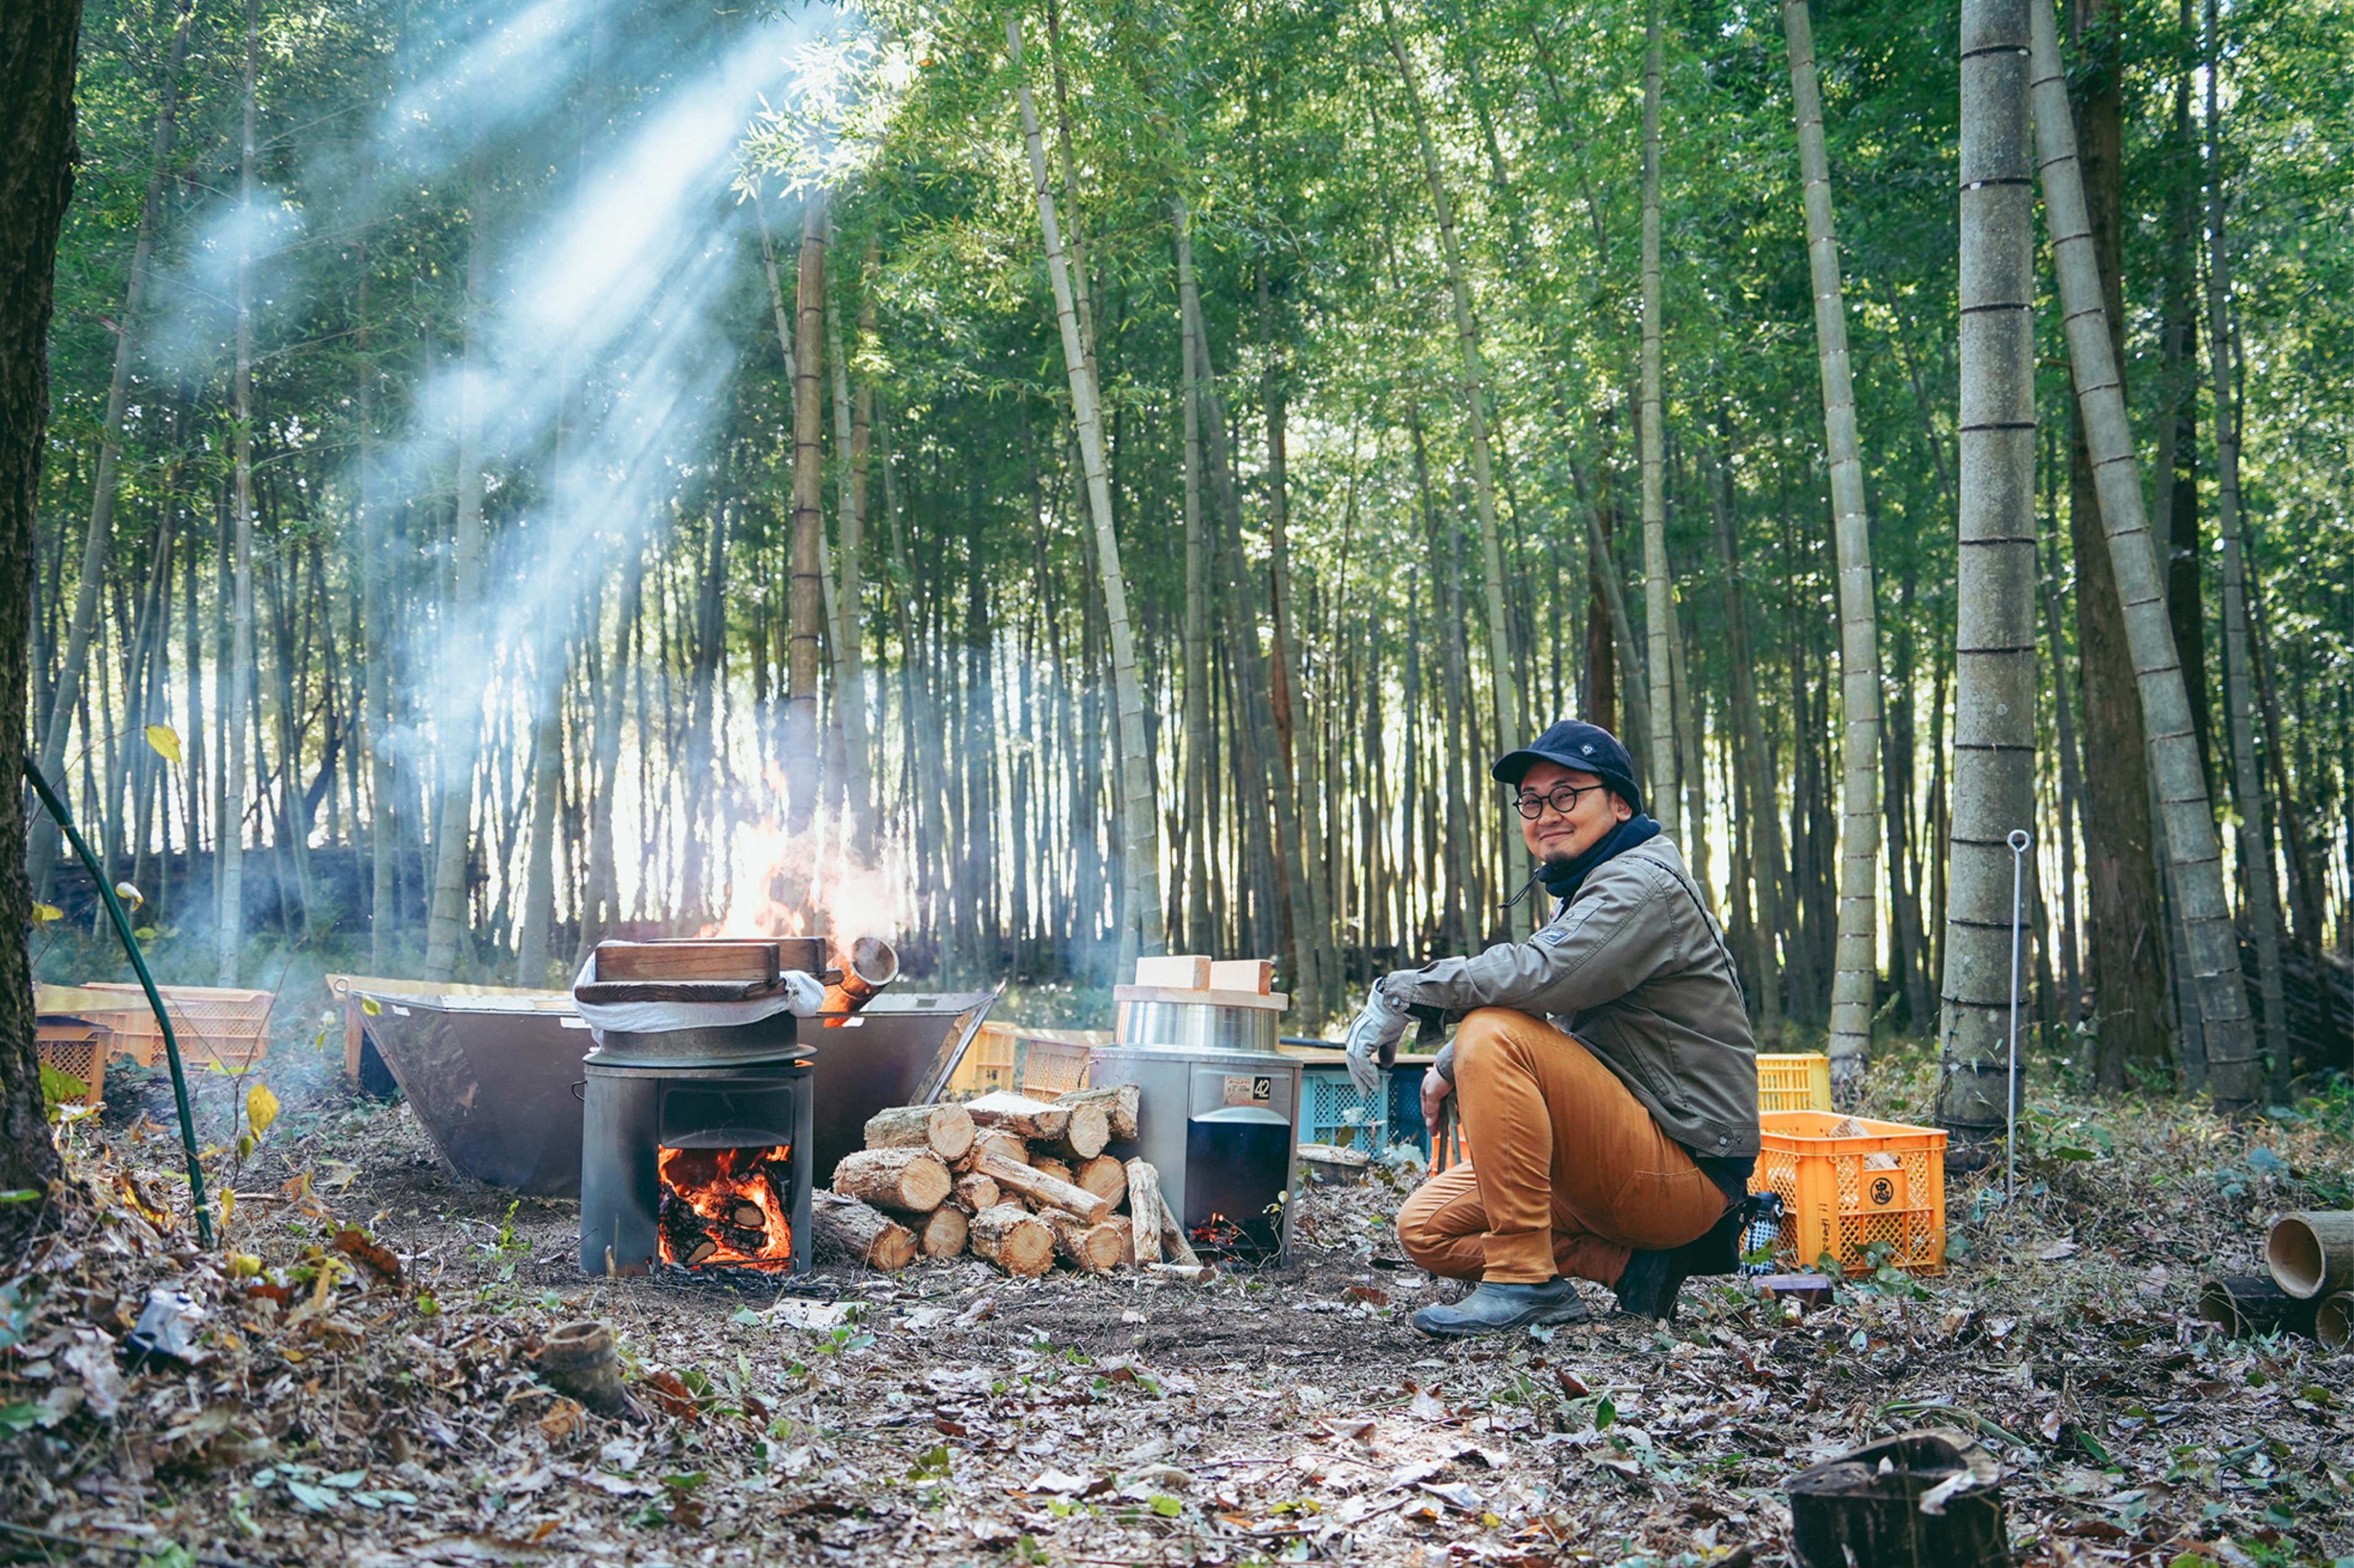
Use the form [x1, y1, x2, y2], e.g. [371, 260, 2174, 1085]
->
[704, 787, 907, 972]
[657, 1145, 795, 1269]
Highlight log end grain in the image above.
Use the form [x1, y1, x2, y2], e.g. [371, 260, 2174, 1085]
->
[969, 1203, 1054, 1277]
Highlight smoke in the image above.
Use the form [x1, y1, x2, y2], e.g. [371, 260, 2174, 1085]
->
[121, 0, 908, 952]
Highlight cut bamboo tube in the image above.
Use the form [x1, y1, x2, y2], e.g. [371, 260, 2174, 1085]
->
[2200, 1275, 2320, 1339]
[2266, 1212, 2354, 1300]
[2315, 1291, 2354, 1350]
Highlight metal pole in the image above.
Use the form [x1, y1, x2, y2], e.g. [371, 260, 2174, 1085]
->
[2006, 827, 2030, 1201]
[23, 761, 214, 1247]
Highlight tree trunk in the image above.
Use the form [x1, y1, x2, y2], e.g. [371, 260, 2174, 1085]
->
[218, 0, 263, 986]
[2154, 0, 2211, 787]
[1636, 0, 1678, 818]
[1175, 200, 1214, 955]
[787, 191, 826, 835]
[2035, 526, 2088, 1031]
[2028, 0, 2261, 1104]
[30, 0, 192, 902]
[1713, 435, 1789, 1039]
[0, 0, 82, 1223]
[1937, 0, 2039, 1143]
[1382, 1, 1521, 860]
[1261, 265, 1332, 1017]
[827, 248, 875, 855]
[1784, 0, 1885, 1092]
[1011, 17, 1162, 970]
[2201, 0, 2284, 1112]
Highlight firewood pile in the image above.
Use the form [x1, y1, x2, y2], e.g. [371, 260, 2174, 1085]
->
[820, 1086, 1208, 1279]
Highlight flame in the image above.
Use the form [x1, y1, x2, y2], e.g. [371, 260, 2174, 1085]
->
[704, 776, 906, 970]
[657, 1145, 795, 1269]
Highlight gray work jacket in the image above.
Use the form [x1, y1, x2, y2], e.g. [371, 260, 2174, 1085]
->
[1378, 836, 1761, 1164]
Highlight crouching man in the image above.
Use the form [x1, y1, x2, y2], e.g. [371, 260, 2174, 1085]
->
[1343, 720, 1760, 1337]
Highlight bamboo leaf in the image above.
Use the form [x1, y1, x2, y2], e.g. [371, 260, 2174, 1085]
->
[145, 724, 182, 764]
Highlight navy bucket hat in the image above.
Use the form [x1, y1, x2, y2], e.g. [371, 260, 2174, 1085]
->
[1490, 719, 1644, 817]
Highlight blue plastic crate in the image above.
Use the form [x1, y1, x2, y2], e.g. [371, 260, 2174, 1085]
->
[1385, 1062, 1433, 1158]
[1301, 1063, 1388, 1151]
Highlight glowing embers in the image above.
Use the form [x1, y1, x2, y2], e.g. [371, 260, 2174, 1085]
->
[656, 1145, 795, 1268]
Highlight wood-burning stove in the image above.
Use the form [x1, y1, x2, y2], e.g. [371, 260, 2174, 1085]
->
[578, 1044, 814, 1277]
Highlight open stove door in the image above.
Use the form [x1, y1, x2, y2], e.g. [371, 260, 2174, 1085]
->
[1184, 1105, 1292, 1262]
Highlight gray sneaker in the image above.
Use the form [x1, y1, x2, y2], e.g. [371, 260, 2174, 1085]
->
[1409, 1279, 1590, 1338]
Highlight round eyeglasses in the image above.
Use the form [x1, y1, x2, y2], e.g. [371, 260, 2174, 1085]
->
[1514, 782, 1607, 820]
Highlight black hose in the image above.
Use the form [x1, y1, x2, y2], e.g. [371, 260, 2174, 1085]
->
[22, 761, 213, 1247]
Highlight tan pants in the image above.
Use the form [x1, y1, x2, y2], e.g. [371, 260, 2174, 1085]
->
[1396, 1008, 1729, 1286]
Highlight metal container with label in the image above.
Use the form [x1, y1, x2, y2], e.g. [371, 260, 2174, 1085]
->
[1089, 982, 1299, 1263]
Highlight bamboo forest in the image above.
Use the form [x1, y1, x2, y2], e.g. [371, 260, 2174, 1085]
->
[13, 0, 2354, 1560]
[27, 0, 2354, 1118]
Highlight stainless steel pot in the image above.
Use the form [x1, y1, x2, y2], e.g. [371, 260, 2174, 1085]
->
[1116, 999, 1279, 1054]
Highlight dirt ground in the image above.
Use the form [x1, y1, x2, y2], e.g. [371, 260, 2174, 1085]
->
[6, 1009, 2354, 1568]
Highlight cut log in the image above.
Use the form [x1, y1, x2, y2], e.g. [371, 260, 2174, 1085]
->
[974, 1149, 1113, 1223]
[1125, 1159, 1165, 1267]
[1027, 1153, 1078, 1188]
[831, 1146, 952, 1214]
[810, 1193, 916, 1271]
[864, 1104, 976, 1164]
[2200, 1275, 2321, 1338]
[1155, 1188, 1202, 1268]
[1046, 1213, 1124, 1274]
[1105, 1214, 1136, 1267]
[958, 1130, 1030, 1172]
[1786, 1431, 2006, 1568]
[1043, 1102, 1110, 1161]
[1147, 1262, 1213, 1282]
[1055, 1082, 1140, 1142]
[968, 1203, 1053, 1278]
[963, 1090, 1072, 1142]
[1072, 1154, 1127, 1209]
[725, 1198, 767, 1231]
[2267, 1212, 2354, 1299]
[916, 1204, 969, 1258]
[950, 1174, 1001, 1214]
[659, 1194, 719, 1265]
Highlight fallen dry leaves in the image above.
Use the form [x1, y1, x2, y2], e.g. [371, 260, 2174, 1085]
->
[1, 1047, 2352, 1567]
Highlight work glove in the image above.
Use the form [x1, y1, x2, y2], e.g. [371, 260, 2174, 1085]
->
[1342, 984, 1410, 1095]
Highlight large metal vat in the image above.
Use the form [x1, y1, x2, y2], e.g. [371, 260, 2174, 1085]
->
[344, 986, 590, 1196]
[344, 979, 996, 1199]
[1089, 984, 1299, 1263]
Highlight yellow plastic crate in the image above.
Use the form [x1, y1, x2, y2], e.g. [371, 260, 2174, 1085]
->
[1018, 1030, 1109, 1097]
[78, 983, 275, 1071]
[1758, 1052, 1833, 1112]
[37, 1022, 106, 1105]
[945, 1023, 1020, 1097]
[1749, 1110, 1947, 1276]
